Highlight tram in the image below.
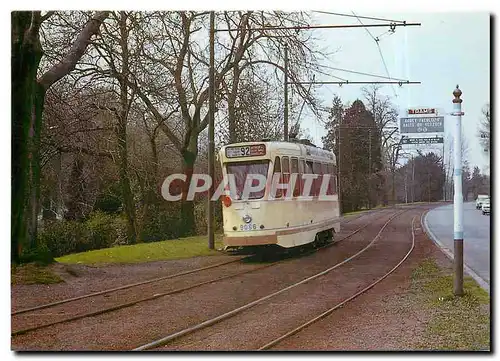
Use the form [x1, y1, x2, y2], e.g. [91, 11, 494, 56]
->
[218, 139, 340, 251]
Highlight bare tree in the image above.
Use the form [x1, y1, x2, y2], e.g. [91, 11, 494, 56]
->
[114, 11, 323, 235]
[478, 103, 490, 154]
[12, 11, 109, 262]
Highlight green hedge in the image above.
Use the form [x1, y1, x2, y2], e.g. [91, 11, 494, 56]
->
[38, 211, 128, 257]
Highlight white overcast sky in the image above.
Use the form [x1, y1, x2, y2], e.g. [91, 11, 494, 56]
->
[299, 11, 490, 173]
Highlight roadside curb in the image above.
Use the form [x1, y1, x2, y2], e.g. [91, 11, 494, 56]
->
[422, 209, 490, 294]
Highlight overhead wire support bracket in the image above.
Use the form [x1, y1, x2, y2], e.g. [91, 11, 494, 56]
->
[287, 80, 421, 85]
[216, 22, 421, 32]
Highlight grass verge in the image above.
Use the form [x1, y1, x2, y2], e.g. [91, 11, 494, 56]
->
[411, 258, 490, 350]
[11, 263, 63, 285]
[56, 234, 225, 265]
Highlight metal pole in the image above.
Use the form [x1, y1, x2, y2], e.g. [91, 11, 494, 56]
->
[368, 128, 372, 209]
[284, 43, 289, 141]
[428, 172, 431, 203]
[411, 153, 415, 203]
[404, 170, 408, 203]
[338, 120, 342, 216]
[452, 85, 464, 296]
[207, 11, 215, 250]
[443, 141, 446, 201]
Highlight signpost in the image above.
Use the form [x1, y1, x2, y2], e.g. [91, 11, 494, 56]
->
[401, 137, 444, 145]
[452, 85, 464, 296]
[400, 116, 444, 134]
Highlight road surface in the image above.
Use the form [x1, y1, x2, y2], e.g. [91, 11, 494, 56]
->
[425, 202, 490, 287]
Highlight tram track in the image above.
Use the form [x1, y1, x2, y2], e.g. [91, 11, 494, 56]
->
[133, 209, 408, 351]
[258, 215, 418, 350]
[11, 208, 394, 338]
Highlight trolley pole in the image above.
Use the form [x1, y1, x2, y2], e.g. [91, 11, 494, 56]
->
[452, 85, 464, 296]
[207, 11, 215, 250]
[284, 43, 289, 141]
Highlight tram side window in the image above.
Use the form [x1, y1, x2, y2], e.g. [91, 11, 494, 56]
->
[312, 162, 322, 197]
[326, 164, 333, 195]
[273, 156, 282, 198]
[332, 165, 338, 194]
[282, 156, 290, 197]
[320, 163, 328, 194]
[306, 161, 314, 197]
[299, 159, 305, 196]
[291, 157, 299, 197]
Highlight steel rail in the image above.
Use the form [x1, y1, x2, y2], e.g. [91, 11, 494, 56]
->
[132, 209, 406, 351]
[12, 257, 247, 316]
[259, 214, 418, 350]
[13, 208, 387, 317]
[12, 209, 392, 336]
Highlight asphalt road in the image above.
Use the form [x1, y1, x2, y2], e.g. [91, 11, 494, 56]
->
[425, 202, 490, 285]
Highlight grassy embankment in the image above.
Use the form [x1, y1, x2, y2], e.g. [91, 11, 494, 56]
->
[56, 234, 225, 264]
[12, 234, 225, 284]
[411, 258, 490, 350]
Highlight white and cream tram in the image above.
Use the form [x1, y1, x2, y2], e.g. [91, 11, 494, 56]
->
[218, 139, 340, 251]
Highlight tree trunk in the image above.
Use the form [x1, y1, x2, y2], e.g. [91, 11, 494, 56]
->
[116, 11, 137, 244]
[227, 65, 240, 143]
[179, 134, 198, 237]
[65, 155, 86, 220]
[391, 169, 396, 205]
[11, 12, 45, 262]
[12, 11, 109, 263]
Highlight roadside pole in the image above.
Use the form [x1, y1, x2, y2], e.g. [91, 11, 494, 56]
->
[452, 85, 464, 296]
[207, 11, 215, 250]
[443, 141, 446, 201]
[284, 43, 289, 141]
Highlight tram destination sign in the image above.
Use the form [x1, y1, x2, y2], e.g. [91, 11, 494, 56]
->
[401, 137, 444, 145]
[400, 116, 444, 134]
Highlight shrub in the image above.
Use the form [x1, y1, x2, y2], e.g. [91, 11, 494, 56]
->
[138, 208, 181, 242]
[86, 211, 127, 248]
[19, 243, 54, 265]
[37, 212, 128, 257]
[38, 220, 88, 257]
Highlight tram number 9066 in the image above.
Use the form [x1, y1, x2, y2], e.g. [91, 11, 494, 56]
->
[240, 224, 257, 231]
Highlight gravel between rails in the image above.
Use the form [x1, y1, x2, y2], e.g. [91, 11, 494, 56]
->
[267, 206, 443, 351]
[149, 209, 417, 351]
[12, 207, 391, 315]
[12, 208, 393, 337]
[12, 208, 397, 351]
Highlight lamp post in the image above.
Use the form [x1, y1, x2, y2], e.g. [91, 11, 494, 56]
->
[452, 85, 464, 296]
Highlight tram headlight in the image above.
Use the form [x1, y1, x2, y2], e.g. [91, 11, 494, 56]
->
[222, 195, 232, 207]
[242, 214, 252, 224]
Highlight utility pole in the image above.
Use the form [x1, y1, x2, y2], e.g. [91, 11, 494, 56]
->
[411, 153, 415, 203]
[207, 11, 215, 250]
[337, 118, 342, 216]
[428, 172, 431, 203]
[284, 43, 289, 141]
[368, 128, 372, 208]
[404, 170, 408, 203]
[452, 85, 464, 296]
[443, 141, 446, 201]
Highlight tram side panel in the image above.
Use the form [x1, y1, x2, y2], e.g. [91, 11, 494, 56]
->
[222, 195, 340, 249]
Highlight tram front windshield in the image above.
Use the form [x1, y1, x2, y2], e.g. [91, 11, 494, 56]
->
[226, 160, 269, 200]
